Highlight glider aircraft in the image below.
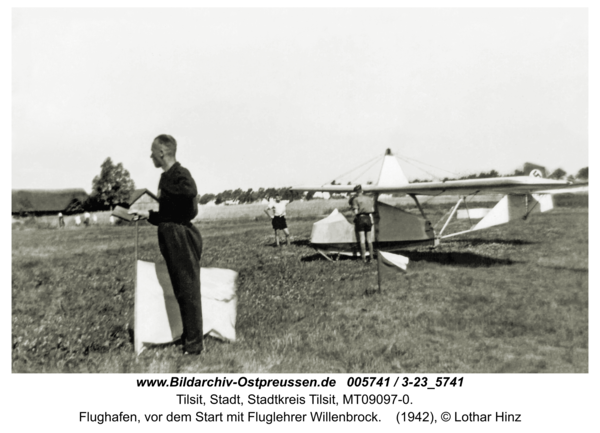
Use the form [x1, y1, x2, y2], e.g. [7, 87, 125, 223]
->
[291, 149, 586, 260]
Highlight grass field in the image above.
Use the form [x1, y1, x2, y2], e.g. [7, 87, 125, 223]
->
[12, 196, 588, 373]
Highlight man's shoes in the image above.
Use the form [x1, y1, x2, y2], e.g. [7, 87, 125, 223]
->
[183, 336, 203, 355]
[183, 346, 203, 355]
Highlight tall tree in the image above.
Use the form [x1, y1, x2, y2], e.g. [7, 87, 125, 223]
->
[577, 167, 588, 181]
[239, 188, 254, 204]
[549, 168, 567, 180]
[91, 157, 136, 209]
[199, 193, 216, 205]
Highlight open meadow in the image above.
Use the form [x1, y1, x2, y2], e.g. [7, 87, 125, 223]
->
[12, 195, 588, 373]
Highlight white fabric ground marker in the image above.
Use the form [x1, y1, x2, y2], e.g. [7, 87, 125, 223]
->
[377, 251, 409, 292]
[134, 260, 237, 354]
[378, 250, 409, 273]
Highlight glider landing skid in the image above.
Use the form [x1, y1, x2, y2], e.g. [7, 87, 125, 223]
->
[315, 249, 335, 262]
[315, 248, 366, 262]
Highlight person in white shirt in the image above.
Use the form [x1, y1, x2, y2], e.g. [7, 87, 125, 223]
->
[264, 195, 292, 247]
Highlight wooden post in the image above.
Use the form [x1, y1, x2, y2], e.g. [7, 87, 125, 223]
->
[373, 194, 380, 294]
[374, 195, 381, 293]
[134, 219, 139, 355]
[135, 220, 139, 261]
[373, 193, 380, 245]
[377, 252, 382, 294]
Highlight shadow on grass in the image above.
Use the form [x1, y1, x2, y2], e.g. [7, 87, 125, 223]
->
[398, 250, 516, 267]
[134, 335, 228, 354]
[444, 238, 535, 246]
[268, 238, 311, 248]
[363, 288, 381, 296]
[301, 250, 514, 267]
[536, 264, 588, 273]
[291, 239, 311, 247]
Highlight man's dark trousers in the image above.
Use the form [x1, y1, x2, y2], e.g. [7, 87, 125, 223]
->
[158, 222, 203, 354]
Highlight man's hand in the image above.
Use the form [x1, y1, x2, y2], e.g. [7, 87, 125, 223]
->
[128, 209, 149, 221]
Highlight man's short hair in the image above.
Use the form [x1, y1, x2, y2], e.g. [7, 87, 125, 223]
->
[353, 184, 363, 192]
[154, 134, 177, 156]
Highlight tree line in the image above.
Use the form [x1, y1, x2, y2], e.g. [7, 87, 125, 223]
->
[85, 157, 589, 211]
[199, 188, 302, 205]
[84, 158, 304, 210]
[407, 167, 588, 183]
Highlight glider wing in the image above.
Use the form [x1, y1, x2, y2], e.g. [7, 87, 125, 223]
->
[292, 176, 573, 196]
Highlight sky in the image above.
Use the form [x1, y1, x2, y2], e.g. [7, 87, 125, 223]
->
[4, 3, 598, 425]
[12, 7, 589, 195]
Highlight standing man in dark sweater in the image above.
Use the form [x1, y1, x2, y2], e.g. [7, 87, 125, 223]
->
[129, 134, 203, 355]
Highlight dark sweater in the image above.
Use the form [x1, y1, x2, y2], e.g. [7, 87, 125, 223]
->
[148, 162, 198, 225]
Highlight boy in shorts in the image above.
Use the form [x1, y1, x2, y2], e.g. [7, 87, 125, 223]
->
[350, 185, 374, 263]
[264, 195, 292, 246]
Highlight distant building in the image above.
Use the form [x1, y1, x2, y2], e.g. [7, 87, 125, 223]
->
[313, 192, 331, 200]
[12, 189, 89, 216]
[128, 189, 159, 212]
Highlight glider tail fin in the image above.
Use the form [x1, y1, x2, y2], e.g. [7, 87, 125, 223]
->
[443, 193, 554, 240]
[523, 162, 547, 178]
[472, 193, 553, 231]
